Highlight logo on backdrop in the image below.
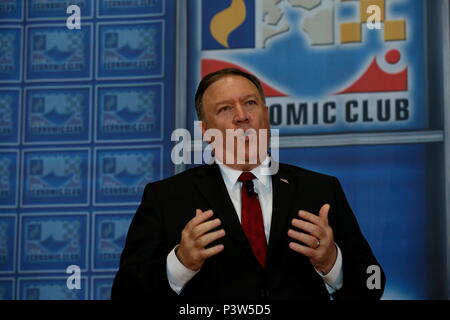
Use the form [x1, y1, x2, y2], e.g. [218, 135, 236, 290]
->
[98, 0, 164, 17]
[95, 148, 161, 205]
[0, 158, 12, 201]
[0, 27, 21, 82]
[92, 277, 114, 300]
[28, 0, 91, 20]
[27, 25, 91, 81]
[93, 213, 133, 270]
[22, 150, 89, 207]
[20, 214, 87, 272]
[0, 217, 15, 272]
[27, 155, 81, 198]
[25, 88, 90, 144]
[0, 0, 22, 20]
[96, 84, 162, 142]
[200, 0, 421, 134]
[0, 222, 9, 266]
[0, 90, 19, 144]
[0, 95, 13, 138]
[98, 21, 163, 79]
[0, 31, 15, 73]
[0, 152, 17, 208]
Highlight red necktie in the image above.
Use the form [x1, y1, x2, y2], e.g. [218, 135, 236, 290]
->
[238, 172, 267, 267]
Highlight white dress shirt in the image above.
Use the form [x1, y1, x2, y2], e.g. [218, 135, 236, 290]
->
[166, 158, 343, 295]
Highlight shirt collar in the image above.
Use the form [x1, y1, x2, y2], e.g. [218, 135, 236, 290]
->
[217, 156, 271, 190]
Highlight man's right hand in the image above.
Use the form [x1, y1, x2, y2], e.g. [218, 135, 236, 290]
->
[176, 209, 225, 271]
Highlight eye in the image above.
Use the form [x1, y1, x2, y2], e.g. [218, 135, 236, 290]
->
[218, 106, 232, 114]
[246, 100, 257, 106]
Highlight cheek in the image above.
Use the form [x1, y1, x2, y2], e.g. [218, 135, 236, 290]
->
[264, 107, 270, 123]
[208, 121, 224, 133]
[208, 116, 233, 131]
[203, 120, 228, 141]
[256, 110, 270, 129]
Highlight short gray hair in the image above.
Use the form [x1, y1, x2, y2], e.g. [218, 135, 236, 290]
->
[194, 68, 266, 120]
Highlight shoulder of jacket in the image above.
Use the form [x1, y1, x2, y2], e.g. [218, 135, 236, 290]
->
[144, 164, 210, 189]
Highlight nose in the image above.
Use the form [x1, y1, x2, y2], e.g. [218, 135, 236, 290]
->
[234, 103, 249, 124]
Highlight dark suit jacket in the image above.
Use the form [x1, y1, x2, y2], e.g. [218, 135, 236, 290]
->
[111, 163, 385, 300]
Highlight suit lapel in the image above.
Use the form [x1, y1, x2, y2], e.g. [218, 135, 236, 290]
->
[266, 164, 298, 268]
[193, 164, 257, 263]
[193, 163, 300, 269]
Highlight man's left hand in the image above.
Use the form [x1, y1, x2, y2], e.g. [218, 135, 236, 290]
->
[287, 204, 337, 274]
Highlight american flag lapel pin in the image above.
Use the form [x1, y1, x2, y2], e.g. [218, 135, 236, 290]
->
[280, 178, 289, 184]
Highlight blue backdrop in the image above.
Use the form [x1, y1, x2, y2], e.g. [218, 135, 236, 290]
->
[0, 0, 175, 300]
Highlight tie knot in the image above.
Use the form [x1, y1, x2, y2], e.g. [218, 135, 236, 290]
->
[238, 172, 255, 183]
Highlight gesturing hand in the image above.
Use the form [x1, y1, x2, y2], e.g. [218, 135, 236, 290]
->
[287, 204, 337, 274]
[176, 209, 226, 271]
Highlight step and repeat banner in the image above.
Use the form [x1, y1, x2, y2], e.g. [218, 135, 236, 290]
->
[0, 0, 175, 299]
[0, 0, 444, 300]
[187, 0, 433, 299]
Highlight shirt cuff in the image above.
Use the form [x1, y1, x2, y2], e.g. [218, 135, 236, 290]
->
[315, 243, 343, 294]
[166, 245, 199, 295]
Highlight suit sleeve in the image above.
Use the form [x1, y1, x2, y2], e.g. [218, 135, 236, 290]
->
[111, 182, 178, 300]
[330, 177, 386, 300]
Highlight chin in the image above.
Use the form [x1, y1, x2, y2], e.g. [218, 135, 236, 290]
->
[238, 151, 260, 166]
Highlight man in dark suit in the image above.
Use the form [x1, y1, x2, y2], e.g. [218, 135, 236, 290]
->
[111, 68, 385, 300]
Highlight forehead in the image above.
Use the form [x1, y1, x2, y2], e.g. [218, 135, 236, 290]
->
[202, 75, 260, 102]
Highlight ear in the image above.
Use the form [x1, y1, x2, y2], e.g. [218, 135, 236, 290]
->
[200, 120, 209, 142]
[263, 105, 270, 126]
